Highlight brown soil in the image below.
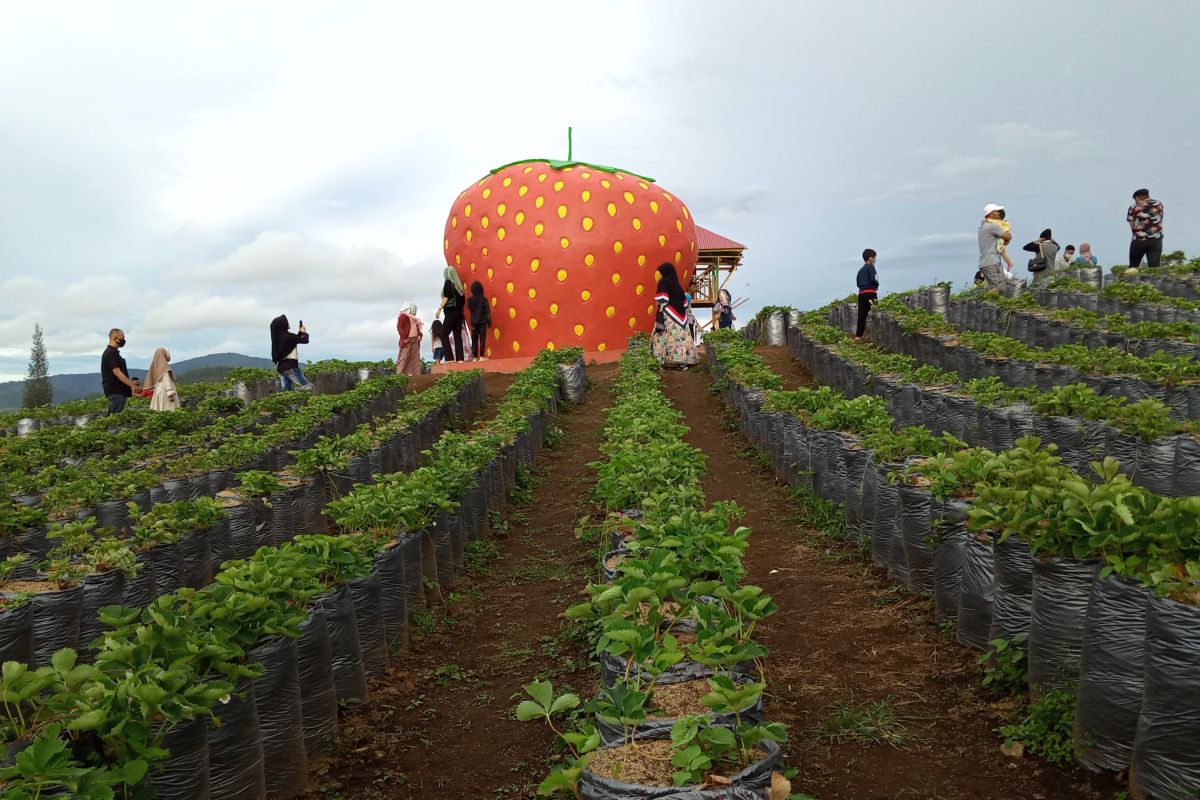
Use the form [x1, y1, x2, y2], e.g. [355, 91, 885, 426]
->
[1, 580, 59, 594]
[588, 737, 761, 786]
[646, 676, 714, 717]
[658, 353, 1123, 800]
[298, 363, 616, 800]
[754, 344, 813, 390]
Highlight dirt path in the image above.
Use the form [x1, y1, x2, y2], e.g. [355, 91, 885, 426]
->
[659, 362, 1120, 800]
[302, 363, 618, 800]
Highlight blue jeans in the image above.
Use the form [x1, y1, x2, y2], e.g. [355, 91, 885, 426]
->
[279, 368, 312, 391]
[106, 394, 128, 415]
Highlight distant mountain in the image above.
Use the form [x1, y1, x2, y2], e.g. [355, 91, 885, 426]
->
[0, 352, 275, 409]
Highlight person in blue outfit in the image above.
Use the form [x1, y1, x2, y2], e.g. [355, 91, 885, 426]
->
[855, 249, 879, 340]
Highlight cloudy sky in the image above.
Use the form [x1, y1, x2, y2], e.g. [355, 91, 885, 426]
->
[2, 1, 1198, 381]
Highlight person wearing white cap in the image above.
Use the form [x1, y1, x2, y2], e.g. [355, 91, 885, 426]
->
[978, 204, 1021, 295]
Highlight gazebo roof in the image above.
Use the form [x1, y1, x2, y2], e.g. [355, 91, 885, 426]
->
[695, 225, 745, 251]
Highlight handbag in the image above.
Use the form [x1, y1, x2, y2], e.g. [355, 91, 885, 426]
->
[1027, 242, 1049, 273]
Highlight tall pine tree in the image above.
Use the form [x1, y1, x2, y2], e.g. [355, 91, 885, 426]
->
[23, 323, 52, 409]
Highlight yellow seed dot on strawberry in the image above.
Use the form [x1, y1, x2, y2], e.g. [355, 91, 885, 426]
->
[605, 306, 616, 318]
[512, 341, 520, 352]
[465, 231, 473, 243]
[508, 307, 516, 319]
[546, 341, 555, 350]
[560, 237, 570, 249]
[658, 234, 667, 246]
[528, 287, 537, 299]
[455, 254, 461, 265]
[493, 325, 500, 335]
[582, 217, 594, 232]
[482, 247, 489, 256]
[464, 204, 472, 217]
[506, 281, 515, 293]
[491, 297, 498, 307]
[628, 317, 636, 328]
[528, 318, 538, 330]
[675, 251, 682, 263]
[682, 206, 690, 220]
[607, 203, 617, 217]
[469, 263, 477, 272]
[444, 238, 449, 250]
[481, 216, 489, 229]
[581, 172, 591, 179]
[613, 241, 623, 254]
[649, 200, 660, 214]
[553, 180, 565, 192]
[581, 190, 591, 202]
[600, 179, 611, 189]
[515, 211, 525, 225]
[487, 267, 494, 279]
[530, 258, 540, 273]
[518, 186, 529, 197]
[537, 174, 547, 183]
[497, 227, 506, 240]
[638, 255, 647, 267]
[522, 166, 533, 175]
[676, 219, 683, 233]
[598, 343, 607, 352]
[506, 254, 513, 265]
[451, 216, 458, 229]
[632, 217, 642, 231]
[534, 223, 544, 237]
[504, 176, 515, 185]
[557, 268, 568, 282]
[482, 188, 491, 199]
[647, 304, 654, 314]
[497, 203, 507, 217]
[623, 191, 635, 205]
[550, 302, 560, 315]
[574, 324, 585, 336]
[557, 205, 567, 219]
[584, 253, 595, 267]
[635, 284, 644, 295]
[580, 290, 591, 301]
[638, 181, 650, 190]
[612, 272, 622, 285]
[535, 197, 545, 209]
[663, 192, 674, 202]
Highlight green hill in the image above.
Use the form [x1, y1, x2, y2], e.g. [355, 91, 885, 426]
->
[0, 352, 275, 410]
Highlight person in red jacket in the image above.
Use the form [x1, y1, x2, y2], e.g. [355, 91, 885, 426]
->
[396, 302, 424, 376]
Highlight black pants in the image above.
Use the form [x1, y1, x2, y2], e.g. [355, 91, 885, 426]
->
[1129, 238, 1163, 269]
[472, 322, 488, 358]
[441, 308, 465, 361]
[856, 294, 874, 337]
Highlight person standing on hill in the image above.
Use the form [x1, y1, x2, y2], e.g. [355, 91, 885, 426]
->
[100, 328, 138, 415]
[713, 288, 736, 330]
[1127, 188, 1164, 269]
[978, 204, 1018, 294]
[395, 302, 424, 377]
[435, 267, 465, 362]
[652, 262, 699, 369]
[466, 281, 491, 361]
[270, 314, 312, 391]
[145, 347, 180, 411]
[1056, 244, 1076, 271]
[855, 249, 879, 340]
[1021, 229, 1060, 285]
[429, 320, 445, 364]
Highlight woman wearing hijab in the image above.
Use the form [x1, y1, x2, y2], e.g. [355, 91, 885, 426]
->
[145, 347, 180, 411]
[435, 267, 465, 362]
[467, 280, 492, 361]
[396, 302, 424, 376]
[270, 314, 312, 391]
[1021, 228, 1060, 285]
[652, 263, 699, 369]
[1074, 242, 1099, 266]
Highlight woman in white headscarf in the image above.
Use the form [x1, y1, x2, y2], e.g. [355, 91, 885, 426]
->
[146, 347, 179, 411]
[395, 302, 424, 376]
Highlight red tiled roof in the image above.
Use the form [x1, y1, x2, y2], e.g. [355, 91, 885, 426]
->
[695, 225, 745, 251]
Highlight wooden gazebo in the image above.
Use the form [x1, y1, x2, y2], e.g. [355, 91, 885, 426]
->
[688, 225, 745, 314]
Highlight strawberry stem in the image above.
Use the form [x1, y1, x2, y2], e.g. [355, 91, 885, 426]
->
[568, 126, 573, 161]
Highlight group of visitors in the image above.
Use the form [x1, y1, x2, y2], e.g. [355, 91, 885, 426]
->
[100, 328, 179, 415]
[973, 188, 1165, 295]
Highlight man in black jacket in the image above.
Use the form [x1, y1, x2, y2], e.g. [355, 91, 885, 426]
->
[270, 315, 312, 391]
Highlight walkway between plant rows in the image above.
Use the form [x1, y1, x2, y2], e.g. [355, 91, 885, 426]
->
[658, 357, 1118, 800]
[299, 362, 619, 800]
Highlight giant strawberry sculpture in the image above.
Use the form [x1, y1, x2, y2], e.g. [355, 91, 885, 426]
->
[443, 145, 697, 358]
